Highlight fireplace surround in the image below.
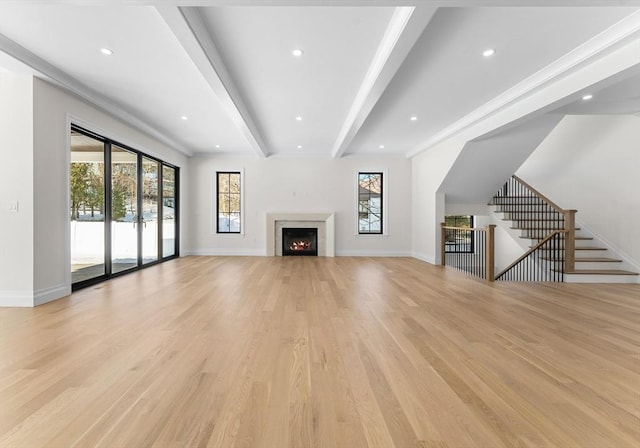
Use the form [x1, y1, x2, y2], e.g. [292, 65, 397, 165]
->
[266, 213, 335, 257]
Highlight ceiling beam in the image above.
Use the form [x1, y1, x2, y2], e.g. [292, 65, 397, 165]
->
[331, 6, 436, 158]
[16, 1, 640, 6]
[0, 33, 193, 157]
[157, 6, 269, 158]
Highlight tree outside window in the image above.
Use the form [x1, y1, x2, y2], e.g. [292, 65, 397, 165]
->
[358, 172, 383, 234]
[217, 172, 241, 233]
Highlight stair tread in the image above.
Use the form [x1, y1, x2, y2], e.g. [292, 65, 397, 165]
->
[533, 246, 607, 250]
[541, 257, 622, 262]
[513, 227, 580, 230]
[503, 218, 566, 221]
[565, 270, 639, 275]
[520, 236, 592, 240]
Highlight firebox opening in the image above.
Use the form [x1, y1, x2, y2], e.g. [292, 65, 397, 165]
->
[282, 227, 318, 256]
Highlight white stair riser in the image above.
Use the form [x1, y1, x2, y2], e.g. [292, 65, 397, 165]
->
[565, 274, 639, 284]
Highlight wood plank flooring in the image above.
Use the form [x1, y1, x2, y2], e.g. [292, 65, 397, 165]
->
[1, 256, 639, 448]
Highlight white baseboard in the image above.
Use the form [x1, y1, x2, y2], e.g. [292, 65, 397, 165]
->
[0, 290, 34, 307]
[335, 251, 412, 257]
[34, 283, 70, 306]
[1, 283, 70, 307]
[186, 249, 266, 256]
[412, 252, 437, 265]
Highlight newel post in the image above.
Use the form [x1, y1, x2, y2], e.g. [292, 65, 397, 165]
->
[564, 210, 577, 273]
[440, 223, 446, 266]
[486, 224, 496, 282]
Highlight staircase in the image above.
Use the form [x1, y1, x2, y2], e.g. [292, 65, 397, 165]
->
[490, 176, 638, 283]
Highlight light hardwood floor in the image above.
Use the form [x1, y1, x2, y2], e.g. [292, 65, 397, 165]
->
[1, 256, 639, 448]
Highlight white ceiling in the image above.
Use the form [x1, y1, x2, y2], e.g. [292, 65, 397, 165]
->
[0, 1, 638, 158]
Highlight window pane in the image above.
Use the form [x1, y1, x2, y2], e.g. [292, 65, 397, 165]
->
[111, 145, 137, 273]
[162, 165, 176, 258]
[229, 173, 240, 194]
[445, 215, 474, 253]
[217, 171, 241, 233]
[218, 173, 230, 193]
[141, 158, 159, 264]
[358, 172, 383, 234]
[70, 131, 105, 283]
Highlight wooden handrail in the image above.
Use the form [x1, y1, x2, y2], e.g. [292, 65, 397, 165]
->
[512, 175, 565, 214]
[441, 226, 487, 231]
[494, 230, 566, 280]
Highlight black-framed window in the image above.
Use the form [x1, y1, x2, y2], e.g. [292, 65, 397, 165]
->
[217, 171, 241, 233]
[358, 172, 383, 234]
[444, 215, 474, 253]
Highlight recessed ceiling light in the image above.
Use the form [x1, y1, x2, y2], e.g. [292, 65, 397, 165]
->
[582, 94, 593, 101]
[292, 49, 304, 57]
[379, 145, 385, 149]
[482, 48, 495, 57]
[297, 145, 302, 149]
[410, 116, 418, 121]
[100, 48, 113, 55]
[180, 115, 188, 120]
[215, 144, 221, 148]
[295, 116, 302, 121]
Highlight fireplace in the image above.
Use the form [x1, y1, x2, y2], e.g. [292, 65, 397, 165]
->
[282, 227, 318, 256]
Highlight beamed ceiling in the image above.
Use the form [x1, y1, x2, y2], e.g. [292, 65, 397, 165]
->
[1, 1, 639, 158]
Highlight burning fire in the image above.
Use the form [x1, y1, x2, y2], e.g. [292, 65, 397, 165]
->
[289, 240, 311, 251]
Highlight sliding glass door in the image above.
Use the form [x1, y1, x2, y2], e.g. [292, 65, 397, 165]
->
[142, 157, 159, 265]
[162, 165, 176, 258]
[70, 131, 106, 284]
[70, 126, 179, 290]
[111, 145, 138, 274]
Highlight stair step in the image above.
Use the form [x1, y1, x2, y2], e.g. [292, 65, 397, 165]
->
[541, 257, 622, 262]
[503, 218, 565, 221]
[566, 269, 638, 275]
[512, 227, 580, 230]
[521, 236, 592, 240]
[533, 246, 607, 251]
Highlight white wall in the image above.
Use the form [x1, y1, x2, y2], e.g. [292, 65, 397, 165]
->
[8, 78, 189, 306]
[517, 114, 640, 269]
[411, 138, 465, 264]
[186, 155, 412, 256]
[0, 74, 34, 306]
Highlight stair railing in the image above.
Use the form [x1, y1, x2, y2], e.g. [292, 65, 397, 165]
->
[492, 175, 576, 278]
[440, 223, 496, 282]
[495, 230, 566, 281]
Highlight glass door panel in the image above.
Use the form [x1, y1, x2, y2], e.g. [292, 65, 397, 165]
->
[111, 146, 138, 274]
[142, 157, 159, 264]
[162, 165, 176, 258]
[70, 131, 105, 284]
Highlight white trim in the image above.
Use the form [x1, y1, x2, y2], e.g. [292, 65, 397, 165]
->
[187, 249, 265, 256]
[412, 252, 437, 265]
[0, 290, 34, 307]
[355, 169, 388, 236]
[34, 283, 70, 306]
[65, 114, 73, 292]
[336, 251, 411, 257]
[212, 168, 245, 236]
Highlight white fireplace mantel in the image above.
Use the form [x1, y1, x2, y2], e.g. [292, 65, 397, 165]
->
[267, 213, 335, 257]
